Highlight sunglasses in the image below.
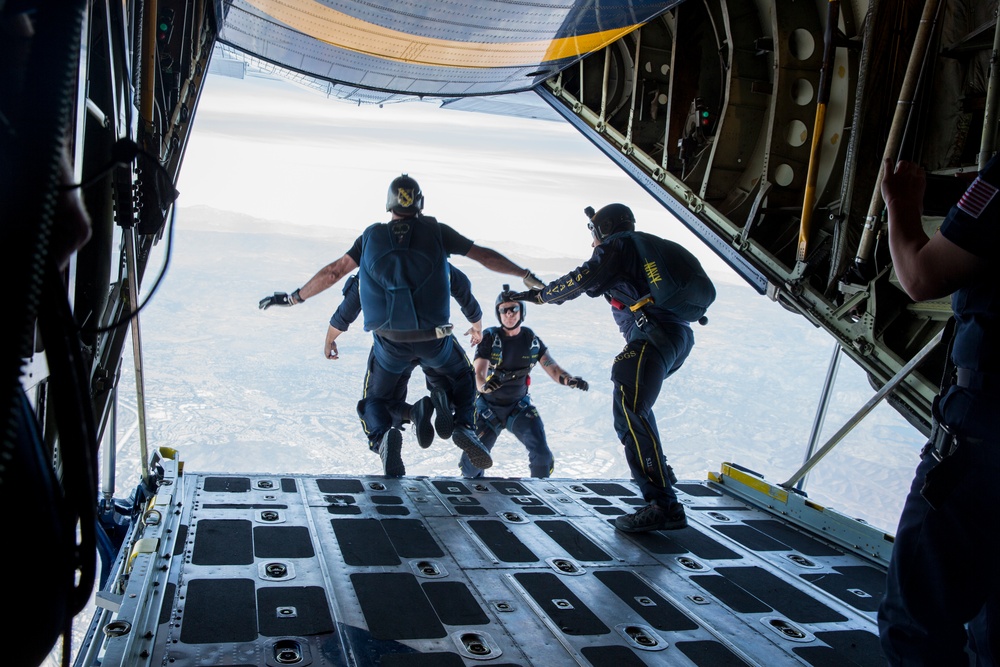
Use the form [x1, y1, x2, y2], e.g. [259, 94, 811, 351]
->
[499, 305, 521, 315]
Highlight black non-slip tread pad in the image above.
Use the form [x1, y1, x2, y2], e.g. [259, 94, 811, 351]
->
[257, 585, 335, 636]
[191, 518, 253, 566]
[421, 580, 490, 626]
[467, 519, 539, 563]
[331, 518, 401, 566]
[579, 645, 652, 667]
[594, 570, 699, 632]
[800, 565, 886, 612]
[253, 524, 315, 558]
[792, 629, 884, 667]
[535, 520, 612, 561]
[513, 571, 610, 636]
[699, 566, 848, 623]
[621, 521, 743, 560]
[317, 478, 365, 494]
[351, 572, 448, 640]
[676, 639, 754, 666]
[181, 578, 258, 644]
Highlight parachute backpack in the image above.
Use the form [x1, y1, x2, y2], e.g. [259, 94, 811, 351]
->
[586, 204, 716, 324]
[632, 231, 716, 324]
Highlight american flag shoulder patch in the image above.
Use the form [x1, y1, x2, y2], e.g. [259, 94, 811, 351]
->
[956, 176, 999, 218]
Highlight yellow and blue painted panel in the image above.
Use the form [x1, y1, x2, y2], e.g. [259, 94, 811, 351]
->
[218, 0, 678, 96]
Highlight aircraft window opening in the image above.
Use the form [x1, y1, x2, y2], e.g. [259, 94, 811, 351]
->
[775, 163, 795, 187]
[792, 78, 815, 105]
[787, 119, 809, 147]
[789, 28, 816, 60]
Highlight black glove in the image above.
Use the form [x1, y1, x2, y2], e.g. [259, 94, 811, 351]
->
[481, 375, 503, 394]
[522, 270, 545, 290]
[506, 289, 542, 304]
[259, 289, 301, 310]
[561, 375, 588, 391]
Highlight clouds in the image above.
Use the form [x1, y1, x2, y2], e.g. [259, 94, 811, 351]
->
[177, 72, 722, 269]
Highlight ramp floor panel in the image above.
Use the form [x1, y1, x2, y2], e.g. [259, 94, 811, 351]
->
[119, 473, 887, 666]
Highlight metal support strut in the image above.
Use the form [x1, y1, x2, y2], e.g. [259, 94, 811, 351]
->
[780, 327, 945, 489]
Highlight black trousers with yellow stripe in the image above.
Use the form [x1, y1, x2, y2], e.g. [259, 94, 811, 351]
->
[610, 326, 693, 508]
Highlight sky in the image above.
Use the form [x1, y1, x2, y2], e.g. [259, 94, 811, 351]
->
[176, 69, 738, 277]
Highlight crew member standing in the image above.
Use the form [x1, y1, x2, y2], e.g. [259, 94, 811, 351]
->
[260, 174, 545, 476]
[877, 157, 999, 664]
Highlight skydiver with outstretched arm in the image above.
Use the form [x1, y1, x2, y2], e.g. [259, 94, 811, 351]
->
[259, 174, 545, 477]
[509, 203, 715, 533]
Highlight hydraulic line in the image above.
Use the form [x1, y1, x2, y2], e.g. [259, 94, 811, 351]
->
[855, 0, 941, 268]
[797, 0, 840, 263]
[978, 10, 1000, 168]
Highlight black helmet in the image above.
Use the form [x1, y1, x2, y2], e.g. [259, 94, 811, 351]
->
[586, 203, 635, 240]
[495, 284, 525, 330]
[386, 174, 424, 215]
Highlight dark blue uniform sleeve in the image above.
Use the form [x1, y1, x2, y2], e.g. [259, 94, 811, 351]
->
[448, 265, 483, 322]
[438, 222, 475, 256]
[940, 154, 1000, 256]
[538, 242, 621, 305]
[329, 274, 361, 330]
[346, 235, 363, 264]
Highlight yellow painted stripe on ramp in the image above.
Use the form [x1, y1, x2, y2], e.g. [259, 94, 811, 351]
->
[721, 463, 789, 503]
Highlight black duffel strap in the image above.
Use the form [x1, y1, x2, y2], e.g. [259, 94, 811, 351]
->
[955, 367, 1000, 393]
[376, 324, 453, 343]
